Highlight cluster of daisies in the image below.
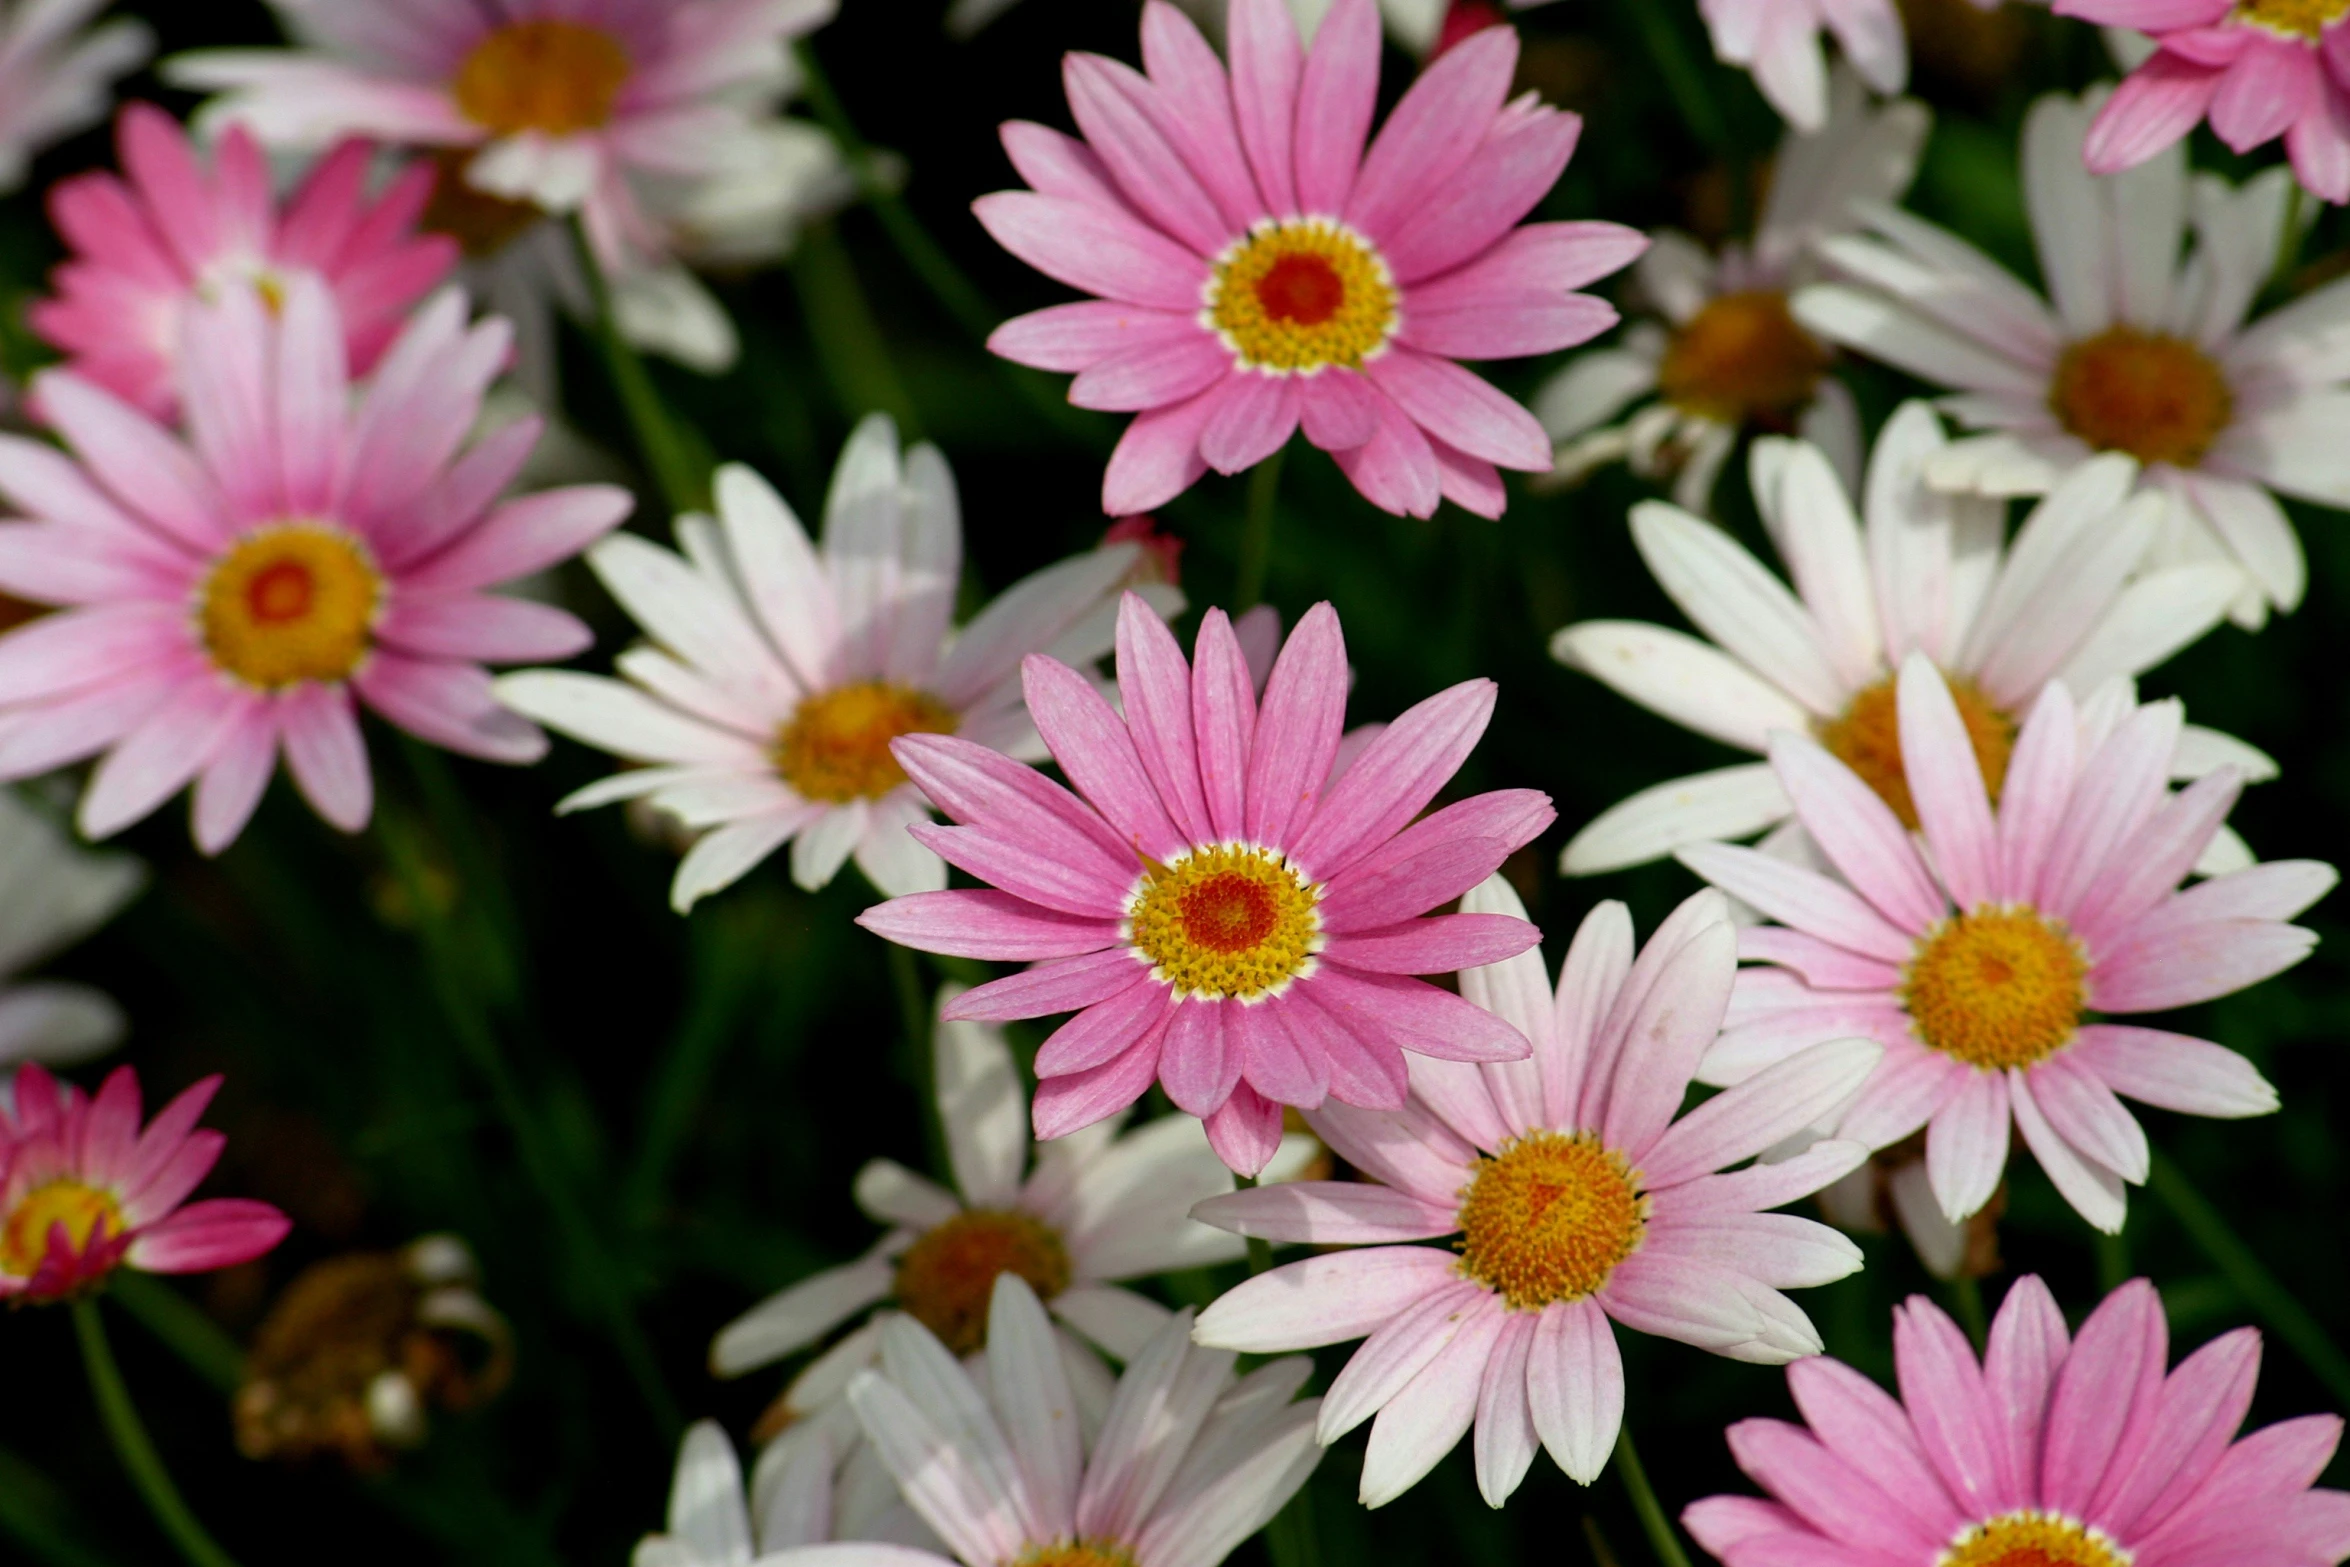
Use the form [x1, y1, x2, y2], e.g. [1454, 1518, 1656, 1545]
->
[0, 0, 2342, 1564]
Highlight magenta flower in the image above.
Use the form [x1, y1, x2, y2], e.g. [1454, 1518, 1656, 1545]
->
[0, 281, 633, 852]
[0, 1062, 288, 1303]
[1682, 656, 2329, 1235]
[2061, 0, 2350, 202]
[858, 593, 1553, 1176]
[1687, 1276, 2350, 1567]
[31, 103, 458, 421]
[976, 0, 1645, 520]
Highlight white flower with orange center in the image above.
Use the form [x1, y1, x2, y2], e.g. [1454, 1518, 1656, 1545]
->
[497, 417, 1176, 910]
[1795, 87, 2350, 625]
[1535, 71, 1926, 514]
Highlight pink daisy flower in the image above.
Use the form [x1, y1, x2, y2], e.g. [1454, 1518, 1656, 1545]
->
[1686, 1275, 2350, 1567]
[0, 1062, 289, 1304]
[0, 280, 634, 852]
[30, 103, 459, 421]
[857, 592, 1554, 1177]
[1681, 654, 2330, 1235]
[1191, 878, 1881, 1508]
[976, 0, 1645, 520]
[2059, 0, 2350, 203]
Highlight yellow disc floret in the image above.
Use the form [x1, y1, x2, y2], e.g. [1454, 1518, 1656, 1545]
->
[452, 20, 633, 137]
[1817, 671, 2018, 830]
[1205, 219, 1398, 373]
[2048, 326, 2234, 469]
[1124, 844, 1322, 1001]
[1657, 289, 1831, 425]
[1940, 1511, 2131, 1567]
[893, 1209, 1073, 1356]
[774, 682, 957, 803]
[1904, 907, 2089, 1071]
[1455, 1131, 1647, 1310]
[1, 1179, 123, 1276]
[199, 525, 383, 689]
[2234, 0, 2350, 39]
[1014, 1544, 1141, 1567]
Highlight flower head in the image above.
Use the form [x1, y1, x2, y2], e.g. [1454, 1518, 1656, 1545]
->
[31, 104, 459, 420]
[1687, 1276, 2350, 1567]
[977, 0, 1643, 519]
[498, 417, 1173, 910]
[1681, 656, 2330, 1234]
[0, 788, 141, 1069]
[1191, 878, 1880, 1507]
[0, 0, 150, 195]
[637, 1418, 847, 1565]
[0, 281, 634, 851]
[1698, 0, 1907, 131]
[0, 1062, 289, 1303]
[859, 593, 1553, 1176]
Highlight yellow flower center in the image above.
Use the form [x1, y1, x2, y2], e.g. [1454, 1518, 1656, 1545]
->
[1904, 907, 2089, 1072]
[1657, 289, 1831, 425]
[1124, 844, 1322, 1001]
[1816, 672, 2017, 830]
[1454, 1131, 1647, 1310]
[2048, 327, 2234, 469]
[419, 148, 546, 258]
[199, 525, 383, 689]
[1205, 219, 1398, 374]
[2233, 0, 2350, 37]
[1014, 1544, 1140, 1567]
[773, 682, 957, 803]
[892, 1209, 1073, 1356]
[1941, 1512, 2131, 1567]
[452, 20, 633, 137]
[0, 1179, 123, 1277]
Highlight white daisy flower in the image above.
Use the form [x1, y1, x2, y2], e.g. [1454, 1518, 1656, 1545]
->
[637, 1418, 850, 1567]
[1551, 403, 2261, 876]
[0, 787, 142, 1068]
[0, 0, 150, 195]
[1534, 70, 1927, 513]
[496, 416, 1180, 911]
[1794, 87, 2350, 626]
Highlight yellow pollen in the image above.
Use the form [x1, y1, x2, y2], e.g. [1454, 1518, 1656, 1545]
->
[419, 148, 546, 258]
[1205, 219, 1398, 373]
[1657, 289, 1831, 425]
[1013, 1544, 1140, 1567]
[1455, 1131, 1647, 1310]
[1816, 672, 2017, 830]
[1125, 844, 1321, 1001]
[1940, 1511, 2132, 1567]
[773, 682, 956, 803]
[452, 20, 632, 138]
[199, 525, 382, 689]
[2233, 0, 2350, 37]
[893, 1209, 1072, 1356]
[0, 1179, 123, 1277]
[1905, 907, 2089, 1072]
[2048, 326, 2233, 468]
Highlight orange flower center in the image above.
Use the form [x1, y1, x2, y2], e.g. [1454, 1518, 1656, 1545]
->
[773, 682, 956, 803]
[1816, 671, 2017, 830]
[1940, 1512, 2130, 1567]
[1657, 289, 1831, 425]
[200, 525, 383, 689]
[1014, 1544, 1140, 1567]
[1904, 907, 2089, 1072]
[1206, 219, 1398, 373]
[892, 1209, 1073, 1356]
[2048, 326, 2233, 468]
[0, 1179, 122, 1277]
[452, 20, 632, 138]
[419, 148, 546, 258]
[1455, 1131, 1647, 1310]
[1125, 844, 1322, 1001]
[2233, 0, 2350, 37]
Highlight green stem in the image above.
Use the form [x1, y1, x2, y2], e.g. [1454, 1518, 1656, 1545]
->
[1235, 1173, 1273, 1276]
[2095, 1225, 2131, 1295]
[1626, 4, 1731, 159]
[1615, 1424, 1694, 1567]
[1264, 1481, 1321, 1567]
[567, 218, 708, 517]
[72, 1299, 242, 1567]
[886, 940, 950, 1183]
[109, 1275, 243, 1394]
[1944, 1274, 1988, 1352]
[2150, 1151, 2350, 1410]
[789, 222, 922, 431]
[1234, 448, 1284, 612]
[2269, 183, 2310, 299]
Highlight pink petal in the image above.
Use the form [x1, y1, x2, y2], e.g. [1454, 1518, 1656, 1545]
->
[1982, 1274, 2068, 1497]
[1242, 601, 1347, 848]
[1197, 373, 1299, 474]
[1922, 1069, 2009, 1225]
[401, 485, 634, 593]
[1156, 996, 1240, 1115]
[1190, 608, 1256, 840]
[990, 301, 1200, 374]
[894, 733, 1134, 875]
[2208, 36, 2313, 153]
[1307, 967, 1530, 1064]
[1678, 843, 1916, 963]
[1345, 26, 1519, 246]
[79, 676, 251, 841]
[1318, 1277, 1490, 1440]
[1064, 53, 1229, 257]
[1364, 347, 1549, 471]
[1138, 3, 1264, 234]
[1035, 979, 1178, 1076]
[1306, 1096, 1477, 1206]
[1527, 1298, 1624, 1486]
[1783, 1356, 1969, 1541]
[1899, 655, 1998, 913]
[2083, 53, 2220, 176]
[911, 823, 1133, 918]
[1226, 0, 1302, 213]
[1892, 1295, 2011, 1517]
[2089, 919, 2314, 1013]
[855, 889, 1123, 961]
[1103, 386, 1218, 514]
[1836, 1042, 1964, 1149]
[376, 594, 592, 663]
[2285, 76, 2350, 204]
[1333, 387, 1442, 517]
[1290, 0, 1380, 214]
[125, 1198, 289, 1274]
[1114, 591, 1213, 843]
[1192, 1245, 1459, 1351]
[1767, 729, 1945, 934]
[1000, 120, 1137, 212]
[1360, 1295, 1504, 1505]
[2069, 769, 2241, 954]
[972, 191, 1206, 312]
[1996, 683, 2077, 902]
[1378, 106, 1584, 286]
[1291, 678, 1495, 878]
[1297, 369, 1383, 451]
[1401, 292, 1619, 361]
[2095, 1327, 2260, 1538]
[190, 704, 277, 856]
[1642, 1038, 1881, 1188]
[1235, 999, 1329, 1106]
[0, 603, 189, 705]
[79, 1067, 142, 1189]
[1280, 985, 1408, 1109]
[35, 372, 226, 553]
[2027, 1054, 2149, 1184]
[1322, 913, 1538, 975]
[1068, 332, 1232, 412]
[1202, 1079, 1285, 1174]
[945, 951, 1148, 1024]
[278, 682, 373, 834]
[1738, 927, 1902, 991]
[1023, 653, 1189, 861]
[1190, 1179, 1456, 1243]
[2039, 1279, 2168, 1518]
[1033, 1023, 1168, 1140]
[2066, 1024, 2276, 1119]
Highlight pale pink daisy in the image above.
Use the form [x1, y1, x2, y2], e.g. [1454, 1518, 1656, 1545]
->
[30, 103, 459, 421]
[1686, 1276, 2350, 1567]
[1699, 0, 1907, 132]
[857, 593, 1553, 1177]
[1681, 655, 2330, 1234]
[0, 0, 150, 196]
[760, 1273, 1323, 1567]
[638, 1419, 848, 1565]
[976, 0, 1644, 519]
[496, 416, 1176, 911]
[0, 280, 634, 852]
[1795, 89, 2350, 623]
[1191, 878, 1880, 1507]
[0, 1062, 289, 1304]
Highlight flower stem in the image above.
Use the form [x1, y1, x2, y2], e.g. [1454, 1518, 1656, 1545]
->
[1625, 4, 1731, 159]
[71, 1297, 243, 1567]
[1234, 448, 1284, 612]
[1615, 1423, 1695, 1567]
[1944, 1273, 1988, 1351]
[886, 939, 952, 1183]
[566, 218, 708, 517]
[789, 221, 922, 432]
[1234, 1173, 1273, 1275]
[2149, 1150, 2350, 1411]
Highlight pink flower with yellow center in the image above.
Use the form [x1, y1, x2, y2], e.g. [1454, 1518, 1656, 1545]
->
[976, 0, 1644, 520]
[30, 103, 458, 421]
[1686, 1276, 2350, 1567]
[858, 592, 1553, 1177]
[0, 1062, 288, 1303]
[0, 280, 633, 852]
